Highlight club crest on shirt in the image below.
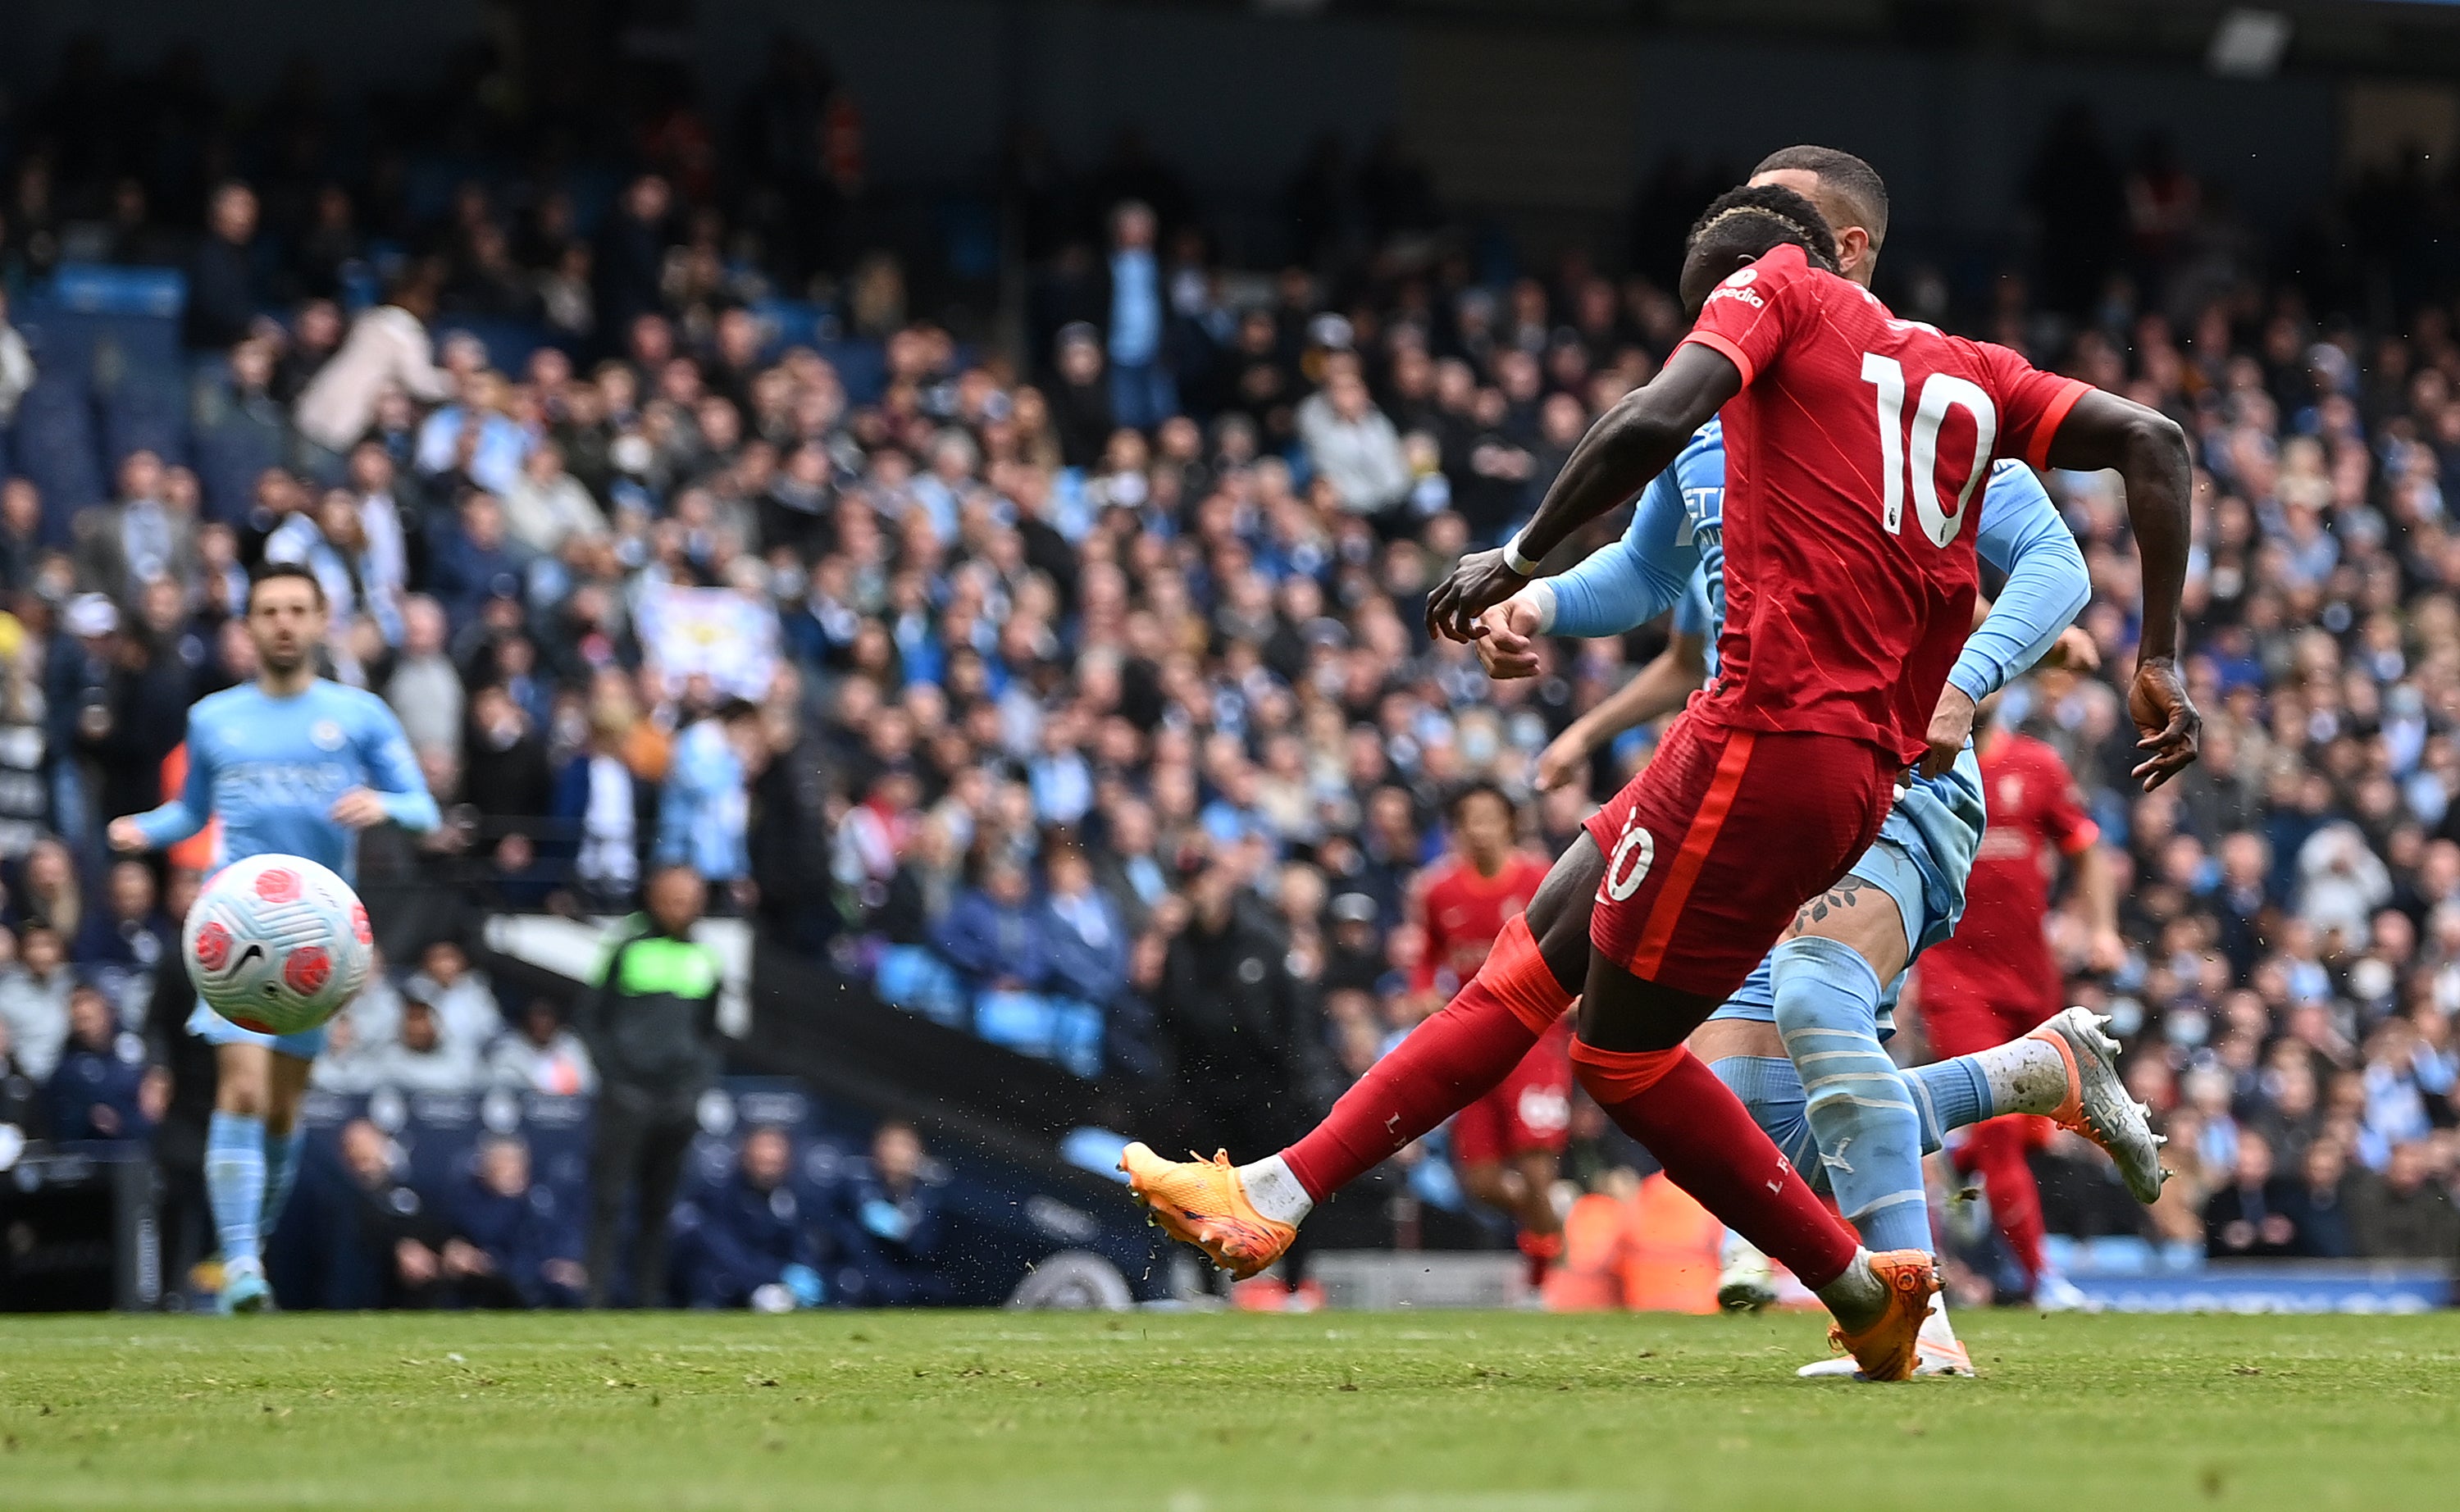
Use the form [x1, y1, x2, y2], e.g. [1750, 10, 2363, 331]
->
[311, 720, 346, 751]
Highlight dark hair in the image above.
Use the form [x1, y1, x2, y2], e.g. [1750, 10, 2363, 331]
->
[1686, 184, 1841, 276]
[247, 560, 327, 608]
[1448, 781, 1515, 822]
[1749, 145, 1889, 248]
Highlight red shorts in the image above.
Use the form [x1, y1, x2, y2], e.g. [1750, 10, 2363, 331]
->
[1583, 714, 1894, 1002]
[1452, 1020, 1574, 1165]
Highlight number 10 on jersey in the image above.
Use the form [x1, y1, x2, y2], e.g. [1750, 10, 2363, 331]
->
[1861, 353, 1996, 549]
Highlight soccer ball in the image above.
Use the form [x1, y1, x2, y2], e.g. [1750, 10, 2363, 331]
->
[184, 854, 374, 1036]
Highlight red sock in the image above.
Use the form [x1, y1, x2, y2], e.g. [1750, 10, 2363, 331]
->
[1571, 1041, 1860, 1289]
[1518, 1228, 1563, 1290]
[1281, 915, 1570, 1200]
[1966, 1118, 2049, 1283]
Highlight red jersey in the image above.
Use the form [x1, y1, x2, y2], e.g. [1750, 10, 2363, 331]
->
[1413, 852, 1551, 996]
[1920, 732, 2100, 1013]
[1679, 244, 2091, 765]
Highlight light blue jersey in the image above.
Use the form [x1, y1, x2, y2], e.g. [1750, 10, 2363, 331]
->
[133, 679, 441, 1055]
[1532, 426, 2090, 1026]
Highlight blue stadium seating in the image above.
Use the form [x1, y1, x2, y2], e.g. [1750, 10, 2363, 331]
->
[11, 376, 106, 540]
[97, 368, 192, 470]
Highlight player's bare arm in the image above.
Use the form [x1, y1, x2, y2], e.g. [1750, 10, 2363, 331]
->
[1426, 343, 1742, 642]
[1532, 632, 1708, 793]
[2039, 389, 2199, 789]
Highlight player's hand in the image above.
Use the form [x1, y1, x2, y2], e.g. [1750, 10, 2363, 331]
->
[329, 789, 389, 830]
[1535, 726, 1591, 794]
[107, 817, 148, 853]
[1424, 549, 1528, 643]
[1920, 685, 1978, 780]
[2041, 625, 2101, 673]
[2126, 656, 2201, 790]
[1474, 595, 1546, 680]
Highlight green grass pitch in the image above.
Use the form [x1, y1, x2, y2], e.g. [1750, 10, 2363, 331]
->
[0, 1310, 2453, 1510]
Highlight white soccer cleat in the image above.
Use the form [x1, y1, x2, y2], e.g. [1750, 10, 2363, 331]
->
[1797, 1290, 1975, 1379]
[1716, 1238, 1779, 1314]
[2029, 1007, 2169, 1205]
[2031, 1271, 2095, 1313]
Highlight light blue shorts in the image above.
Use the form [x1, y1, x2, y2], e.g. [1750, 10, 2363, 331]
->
[187, 999, 329, 1060]
[1707, 826, 1936, 1042]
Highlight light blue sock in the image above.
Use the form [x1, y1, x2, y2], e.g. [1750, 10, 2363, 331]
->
[260, 1127, 307, 1241]
[1906, 1057, 1991, 1151]
[205, 1111, 268, 1267]
[1772, 936, 1933, 1256]
[1707, 1054, 1822, 1186]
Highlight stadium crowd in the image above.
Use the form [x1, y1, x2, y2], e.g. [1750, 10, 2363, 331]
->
[0, 39, 2454, 1308]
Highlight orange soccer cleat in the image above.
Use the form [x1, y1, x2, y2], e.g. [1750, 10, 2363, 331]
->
[1118, 1143, 1296, 1280]
[1824, 1250, 1940, 1382]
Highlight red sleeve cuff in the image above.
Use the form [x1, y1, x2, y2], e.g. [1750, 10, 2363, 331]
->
[1679, 330, 1755, 388]
[2023, 379, 2093, 471]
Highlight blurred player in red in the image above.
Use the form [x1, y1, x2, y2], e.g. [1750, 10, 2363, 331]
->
[1410, 784, 1565, 1286]
[1913, 699, 2122, 1309]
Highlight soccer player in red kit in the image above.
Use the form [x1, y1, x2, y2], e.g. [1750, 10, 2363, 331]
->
[1412, 784, 1568, 1285]
[1124, 171, 2198, 1380]
[1915, 702, 2121, 1306]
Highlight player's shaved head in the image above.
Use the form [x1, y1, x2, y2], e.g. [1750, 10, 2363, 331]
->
[1678, 184, 1838, 313]
[1748, 145, 1888, 285]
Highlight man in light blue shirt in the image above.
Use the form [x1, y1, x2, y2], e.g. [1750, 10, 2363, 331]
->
[1106, 201, 1176, 430]
[109, 562, 440, 1313]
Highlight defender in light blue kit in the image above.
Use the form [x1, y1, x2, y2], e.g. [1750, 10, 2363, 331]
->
[110, 562, 440, 1311]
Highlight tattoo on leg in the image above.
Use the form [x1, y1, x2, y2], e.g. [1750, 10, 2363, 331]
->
[1787, 874, 1870, 936]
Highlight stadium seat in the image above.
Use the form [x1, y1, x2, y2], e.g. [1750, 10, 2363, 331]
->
[97, 367, 192, 468]
[10, 377, 106, 539]
[872, 945, 967, 1027]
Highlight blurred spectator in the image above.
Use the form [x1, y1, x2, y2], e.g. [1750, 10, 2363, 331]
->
[669, 1124, 826, 1310]
[43, 985, 159, 1142]
[1157, 859, 1325, 1162]
[579, 865, 722, 1307]
[1105, 202, 1174, 430]
[1040, 845, 1128, 1007]
[184, 181, 264, 351]
[0, 287, 30, 426]
[406, 939, 503, 1054]
[654, 702, 762, 893]
[832, 1119, 950, 1306]
[2203, 1128, 2300, 1259]
[2350, 1141, 2460, 1261]
[385, 596, 466, 763]
[0, 1016, 41, 1137]
[489, 997, 598, 1095]
[2281, 1140, 2357, 1259]
[295, 265, 451, 462]
[72, 858, 173, 1025]
[452, 1135, 588, 1308]
[1296, 366, 1410, 526]
[360, 992, 480, 1093]
[0, 924, 74, 1082]
[336, 1118, 502, 1308]
[503, 443, 608, 558]
[932, 853, 1048, 993]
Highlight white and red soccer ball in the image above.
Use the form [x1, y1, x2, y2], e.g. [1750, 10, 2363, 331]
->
[183, 854, 374, 1036]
